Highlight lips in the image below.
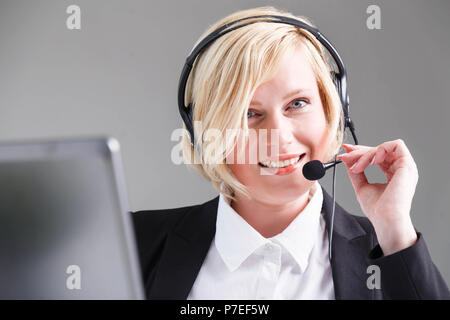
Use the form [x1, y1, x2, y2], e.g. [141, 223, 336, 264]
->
[258, 153, 306, 168]
[260, 153, 304, 162]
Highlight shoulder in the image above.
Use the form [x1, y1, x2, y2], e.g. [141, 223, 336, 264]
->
[131, 203, 200, 232]
[129, 203, 201, 277]
[130, 195, 220, 232]
[130, 202, 203, 248]
[129, 196, 219, 256]
[129, 197, 219, 285]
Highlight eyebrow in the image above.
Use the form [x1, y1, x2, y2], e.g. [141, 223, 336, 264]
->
[250, 89, 310, 106]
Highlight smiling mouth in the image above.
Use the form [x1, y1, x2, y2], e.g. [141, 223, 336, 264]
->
[258, 153, 306, 168]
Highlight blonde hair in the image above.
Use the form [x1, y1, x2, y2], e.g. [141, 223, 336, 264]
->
[181, 6, 345, 202]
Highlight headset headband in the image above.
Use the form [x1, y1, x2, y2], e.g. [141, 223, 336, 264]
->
[177, 14, 357, 149]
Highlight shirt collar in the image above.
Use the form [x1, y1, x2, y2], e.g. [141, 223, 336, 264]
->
[271, 182, 323, 272]
[215, 191, 268, 272]
[215, 181, 323, 273]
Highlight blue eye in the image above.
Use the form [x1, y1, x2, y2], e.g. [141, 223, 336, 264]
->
[247, 109, 259, 118]
[247, 98, 308, 119]
[289, 99, 308, 109]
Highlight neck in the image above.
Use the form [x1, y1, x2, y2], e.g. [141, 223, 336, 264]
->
[230, 189, 312, 238]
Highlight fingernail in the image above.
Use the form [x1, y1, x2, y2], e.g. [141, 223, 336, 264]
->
[341, 144, 354, 152]
[350, 163, 357, 171]
[370, 156, 376, 165]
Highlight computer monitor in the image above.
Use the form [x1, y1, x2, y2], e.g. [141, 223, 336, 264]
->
[0, 136, 145, 299]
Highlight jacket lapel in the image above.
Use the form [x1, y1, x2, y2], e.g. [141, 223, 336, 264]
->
[147, 196, 219, 299]
[320, 186, 376, 299]
[148, 187, 377, 300]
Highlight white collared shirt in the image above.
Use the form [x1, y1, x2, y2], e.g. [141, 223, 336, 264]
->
[187, 181, 335, 300]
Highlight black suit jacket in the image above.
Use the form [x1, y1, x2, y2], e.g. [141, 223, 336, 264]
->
[131, 186, 449, 299]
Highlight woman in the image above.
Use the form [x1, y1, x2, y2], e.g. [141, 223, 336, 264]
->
[131, 6, 449, 299]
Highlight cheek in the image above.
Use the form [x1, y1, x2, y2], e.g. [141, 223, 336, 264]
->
[306, 116, 328, 141]
[293, 110, 329, 159]
[228, 163, 253, 186]
[307, 112, 329, 159]
[227, 138, 259, 184]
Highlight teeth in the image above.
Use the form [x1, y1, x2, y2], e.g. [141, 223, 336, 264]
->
[259, 155, 302, 168]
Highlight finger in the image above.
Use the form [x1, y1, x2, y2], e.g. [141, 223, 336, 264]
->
[337, 151, 363, 167]
[342, 156, 369, 191]
[341, 143, 371, 153]
[371, 146, 387, 166]
[349, 143, 397, 176]
[377, 139, 414, 164]
[378, 161, 394, 181]
[349, 148, 378, 174]
[340, 145, 391, 179]
[371, 145, 398, 165]
[371, 146, 395, 181]
[337, 145, 373, 166]
[337, 147, 370, 162]
[376, 139, 417, 173]
[341, 143, 357, 153]
[338, 144, 375, 191]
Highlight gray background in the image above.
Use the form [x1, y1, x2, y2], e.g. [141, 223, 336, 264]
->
[1, 0, 449, 285]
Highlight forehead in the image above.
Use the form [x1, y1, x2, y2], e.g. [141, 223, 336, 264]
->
[252, 46, 317, 99]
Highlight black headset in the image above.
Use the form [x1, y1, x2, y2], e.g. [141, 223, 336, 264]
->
[177, 14, 358, 149]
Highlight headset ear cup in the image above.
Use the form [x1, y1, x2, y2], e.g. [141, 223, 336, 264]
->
[331, 71, 347, 112]
[331, 71, 351, 130]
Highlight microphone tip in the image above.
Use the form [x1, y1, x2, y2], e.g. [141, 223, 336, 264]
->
[302, 160, 326, 181]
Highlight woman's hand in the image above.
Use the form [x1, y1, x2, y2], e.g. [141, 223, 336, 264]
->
[336, 139, 419, 256]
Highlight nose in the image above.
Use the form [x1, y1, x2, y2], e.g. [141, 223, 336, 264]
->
[263, 112, 294, 148]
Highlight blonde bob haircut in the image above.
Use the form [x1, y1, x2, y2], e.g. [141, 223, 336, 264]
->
[181, 6, 345, 203]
